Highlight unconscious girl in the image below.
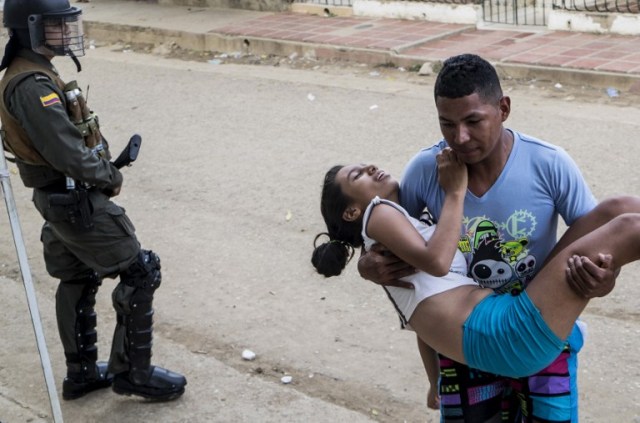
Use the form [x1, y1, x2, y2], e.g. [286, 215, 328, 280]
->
[311, 148, 640, 381]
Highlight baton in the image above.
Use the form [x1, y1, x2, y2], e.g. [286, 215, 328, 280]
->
[0, 148, 64, 423]
[112, 134, 142, 169]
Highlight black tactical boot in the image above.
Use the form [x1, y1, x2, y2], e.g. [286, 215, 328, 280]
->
[112, 366, 186, 401]
[63, 361, 113, 400]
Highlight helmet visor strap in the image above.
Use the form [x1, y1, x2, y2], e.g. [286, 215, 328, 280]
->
[28, 13, 85, 57]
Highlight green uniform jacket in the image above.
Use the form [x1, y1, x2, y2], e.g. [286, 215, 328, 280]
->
[0, 49, 122, 191]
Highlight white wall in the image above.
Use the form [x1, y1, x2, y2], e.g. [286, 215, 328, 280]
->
[548, 9, 640, 35]
[353, 0, 480, 24]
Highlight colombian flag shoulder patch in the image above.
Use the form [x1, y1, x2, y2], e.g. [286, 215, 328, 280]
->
[40, 93, 61, 107]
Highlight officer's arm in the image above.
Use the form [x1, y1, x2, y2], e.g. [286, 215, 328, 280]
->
[9, 75, 122, 191]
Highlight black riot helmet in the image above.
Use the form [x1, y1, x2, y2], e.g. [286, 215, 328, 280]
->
[3, 0, 85, 59]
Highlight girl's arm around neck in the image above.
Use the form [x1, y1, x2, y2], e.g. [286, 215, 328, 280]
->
[367, 191, 464, 276]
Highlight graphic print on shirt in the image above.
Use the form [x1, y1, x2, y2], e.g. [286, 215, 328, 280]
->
[458, 210, 538, 294]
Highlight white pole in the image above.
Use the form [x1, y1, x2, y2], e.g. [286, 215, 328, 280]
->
[0, 149, 64, 423]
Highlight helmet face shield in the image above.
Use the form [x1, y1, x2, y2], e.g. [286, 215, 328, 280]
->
[27, 8, 84, 57]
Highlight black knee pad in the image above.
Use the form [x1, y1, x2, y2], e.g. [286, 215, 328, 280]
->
[120, 250, 161, 292]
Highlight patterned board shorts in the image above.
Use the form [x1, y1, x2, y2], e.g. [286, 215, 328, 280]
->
[439, 346, 576, 423]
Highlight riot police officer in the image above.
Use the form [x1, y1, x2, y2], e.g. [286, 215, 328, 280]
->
[0, 0, 187, 401]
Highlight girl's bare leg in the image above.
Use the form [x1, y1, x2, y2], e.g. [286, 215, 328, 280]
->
[526, 212, 640, 340]
[546, 196, 640, 264]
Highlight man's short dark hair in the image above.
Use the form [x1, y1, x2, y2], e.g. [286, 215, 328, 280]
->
[434, 54, 503, 103]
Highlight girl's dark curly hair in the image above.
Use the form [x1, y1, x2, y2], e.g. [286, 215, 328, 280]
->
[312, 165, 363, 277]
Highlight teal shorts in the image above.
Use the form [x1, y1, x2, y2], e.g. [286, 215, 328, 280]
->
[463, 291, 565, 378]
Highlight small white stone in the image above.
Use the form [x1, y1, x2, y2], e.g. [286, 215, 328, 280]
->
[241, 349, 256, 361]
[281, 375, 293, 384]
[418, 62, 433, 76]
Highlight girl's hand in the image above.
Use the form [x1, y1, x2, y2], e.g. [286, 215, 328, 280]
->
[437, 147, 467, 196]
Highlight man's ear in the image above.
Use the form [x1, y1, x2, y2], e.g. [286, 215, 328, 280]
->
[499, 96, 511, 122]
[342, 206, 362, 222]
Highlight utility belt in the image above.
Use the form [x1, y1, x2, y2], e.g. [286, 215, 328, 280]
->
[41, 181, 94, 232]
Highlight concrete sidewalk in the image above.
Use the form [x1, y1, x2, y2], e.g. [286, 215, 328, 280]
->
[79, 0, 640, 90]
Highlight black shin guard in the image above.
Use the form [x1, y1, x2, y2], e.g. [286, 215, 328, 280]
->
[57, 274, 113, 400]
[57, 273, 101, 378]
[119, 250, 162, 385]
[112, 250, 186, 400]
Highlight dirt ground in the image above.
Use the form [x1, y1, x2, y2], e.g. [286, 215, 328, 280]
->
[1, 37, 640, 422]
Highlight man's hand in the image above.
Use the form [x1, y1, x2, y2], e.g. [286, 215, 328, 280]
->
[566, 253, 617, 298]
[357, 244, 416, 289]
[103, 184, 122, 197]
